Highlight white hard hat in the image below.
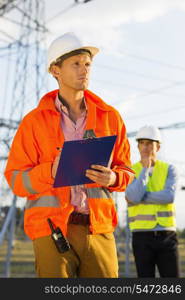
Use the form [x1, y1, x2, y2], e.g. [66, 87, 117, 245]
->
[136, 125, 162, 143]
[47, 32, 99, 71]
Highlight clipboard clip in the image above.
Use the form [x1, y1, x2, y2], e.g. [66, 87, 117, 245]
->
[83, 129, 96, 139]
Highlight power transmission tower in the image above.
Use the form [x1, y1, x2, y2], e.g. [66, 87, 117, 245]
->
[0, 0, 48, 277]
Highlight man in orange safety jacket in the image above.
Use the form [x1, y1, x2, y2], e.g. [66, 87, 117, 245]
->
[4, 32, 134, 278]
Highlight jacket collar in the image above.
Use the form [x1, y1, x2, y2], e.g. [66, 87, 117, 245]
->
[84, 90, 112, 112]
[37, 89, 112, 112]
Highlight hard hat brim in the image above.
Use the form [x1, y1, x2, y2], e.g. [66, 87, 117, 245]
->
[47, 46, 99, 72]
[136, 138, 161, 143]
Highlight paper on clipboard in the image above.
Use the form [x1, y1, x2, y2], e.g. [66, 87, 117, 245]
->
[53, 135, 117, 187]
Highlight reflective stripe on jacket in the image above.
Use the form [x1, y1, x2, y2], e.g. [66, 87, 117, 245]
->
[4, 89, 133, 240]
[128, 160, 176, 230]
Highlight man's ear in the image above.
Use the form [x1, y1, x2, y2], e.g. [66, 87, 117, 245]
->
[156, 142, 161, 152]
[50, 65, 60, 78]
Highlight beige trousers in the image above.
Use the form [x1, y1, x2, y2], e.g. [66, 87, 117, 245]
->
[33, 224, 118, 278]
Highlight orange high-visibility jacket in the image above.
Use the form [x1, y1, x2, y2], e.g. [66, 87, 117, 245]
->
[4, 89, 133, 240]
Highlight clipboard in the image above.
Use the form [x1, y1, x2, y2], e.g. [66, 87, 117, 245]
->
[53, 135, 117, 187]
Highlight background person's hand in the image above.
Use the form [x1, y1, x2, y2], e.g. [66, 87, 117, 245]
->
[86, 164, 117, 187]
[141, 157, 152, 168]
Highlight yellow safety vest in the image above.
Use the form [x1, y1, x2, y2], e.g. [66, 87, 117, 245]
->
[128, 160, 176, 230]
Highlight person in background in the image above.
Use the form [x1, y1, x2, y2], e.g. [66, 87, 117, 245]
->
[125, 125, 179, 277]
[4, 32, 134, 278]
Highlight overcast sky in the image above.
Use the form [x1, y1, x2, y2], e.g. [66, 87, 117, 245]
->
[0, 0, 185, 228]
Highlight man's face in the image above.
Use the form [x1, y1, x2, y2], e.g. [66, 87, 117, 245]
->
[138, 139, 160, 159]
[52, 53, 92, 91]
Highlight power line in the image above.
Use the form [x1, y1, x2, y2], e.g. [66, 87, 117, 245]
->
[121, 50, 185, 72]
[113, 80, 185, 105]
[1, 117, 185, 141]
[94, 77, 185, 100]
[126, 105, 185, 121]
[127, 121, 185, 138]
[0, 29, 17, 41]
[46, 2, 76, 24]
[46, 0, 94, 24]
[0, 0, 18, 16]
[1, 14, 46, 32]
[0, 118, 19, 129]
[14, 4, 48, 32]
[95, 63, 177, 84]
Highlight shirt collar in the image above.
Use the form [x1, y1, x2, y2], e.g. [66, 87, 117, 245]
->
[55, 93, 87, 116]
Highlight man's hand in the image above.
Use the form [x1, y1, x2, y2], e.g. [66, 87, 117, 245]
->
[85, 165, 117, 187]
[52, 152, 61, 178]
[125, 196, 135, 205]
[141, 157, 152, 168]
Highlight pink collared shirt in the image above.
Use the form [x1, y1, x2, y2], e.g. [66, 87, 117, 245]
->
[55, 95, 89, 214]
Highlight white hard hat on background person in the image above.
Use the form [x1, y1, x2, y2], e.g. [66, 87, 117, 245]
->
[136, 125, 162, 143]
[47, 32, 99, 72]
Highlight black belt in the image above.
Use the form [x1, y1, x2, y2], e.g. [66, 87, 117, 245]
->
[132, 231, 175, 237]
[68, 211, 90, 225]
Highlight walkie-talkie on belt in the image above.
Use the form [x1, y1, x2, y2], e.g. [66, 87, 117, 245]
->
[47, 218, 70, 253]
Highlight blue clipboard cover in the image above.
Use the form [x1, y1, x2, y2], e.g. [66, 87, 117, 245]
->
[53, 135, 117, 187]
